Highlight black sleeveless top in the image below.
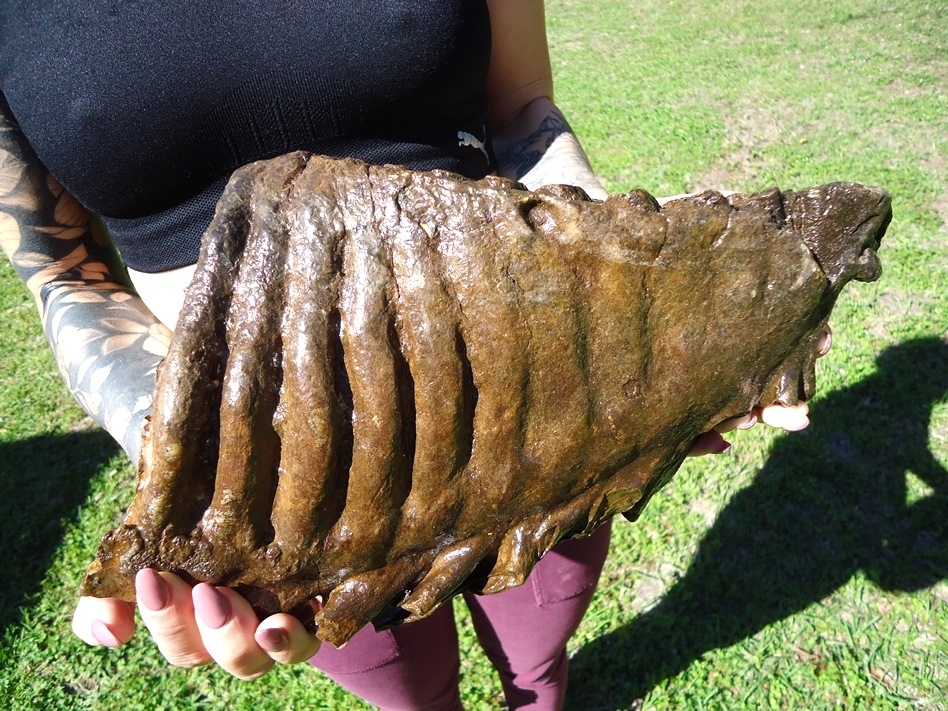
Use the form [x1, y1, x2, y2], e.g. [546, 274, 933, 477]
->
[0, 1, 494, 271]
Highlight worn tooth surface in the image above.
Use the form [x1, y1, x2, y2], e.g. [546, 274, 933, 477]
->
[80, 153, 890, 646]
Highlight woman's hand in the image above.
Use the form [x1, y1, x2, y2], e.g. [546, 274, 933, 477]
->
[72, 571, 321, 680]
[690, 328, 832, 456]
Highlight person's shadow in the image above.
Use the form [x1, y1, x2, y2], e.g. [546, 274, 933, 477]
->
[0, 428, 121, 634]
[567, 336, 948, 708]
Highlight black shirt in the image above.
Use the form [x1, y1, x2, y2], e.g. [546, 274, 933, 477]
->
[1, 0, 494, 271]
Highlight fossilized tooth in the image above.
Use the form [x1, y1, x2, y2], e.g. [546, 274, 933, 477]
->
[80, 152, 891, 646]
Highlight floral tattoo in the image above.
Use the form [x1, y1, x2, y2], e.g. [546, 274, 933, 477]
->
[0, 95, 170, 462]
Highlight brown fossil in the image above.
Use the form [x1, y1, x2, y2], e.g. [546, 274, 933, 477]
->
[80, 152, 891, 646]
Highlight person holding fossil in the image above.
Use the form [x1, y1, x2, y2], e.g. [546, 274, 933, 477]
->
[0, 1, 818, 708]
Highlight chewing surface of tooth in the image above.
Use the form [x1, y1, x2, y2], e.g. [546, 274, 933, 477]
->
[80, 152, 890, 646]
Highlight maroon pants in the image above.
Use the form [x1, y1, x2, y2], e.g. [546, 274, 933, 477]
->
[309, 521, 612, 710]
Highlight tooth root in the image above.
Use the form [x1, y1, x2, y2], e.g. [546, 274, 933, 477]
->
[483, 508, 581, 596]
[801, 328, 824, 400]
[399, 536, 492, 620]
[316, 561, 430, 647]
[802, 363, 817, 400]
[201, 154, 306, 557]
[269, 159, 349, 556]
[762, 364, 805, 407]
[77, 524, 148, 599]
[481, 526, 537, 595]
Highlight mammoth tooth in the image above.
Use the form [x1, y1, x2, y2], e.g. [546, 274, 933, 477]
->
[80, 152, 891, 646]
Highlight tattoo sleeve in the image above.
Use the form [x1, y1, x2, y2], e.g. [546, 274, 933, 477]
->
[491, 97, 608, 200]
[0, 94, 171, 463]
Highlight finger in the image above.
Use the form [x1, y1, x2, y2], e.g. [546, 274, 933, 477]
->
[817, 327, 832, 357]
[136, 568, 212, 668]
[714, 412, 758, 434]
[255, 613, 322, 664]
[72, 596, 136, 648]
[758, 401, 810, 431]
[688, 430, 731, 457]
[193, 583, 275, 680]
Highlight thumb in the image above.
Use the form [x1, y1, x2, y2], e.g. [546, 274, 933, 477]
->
[73, 596, 136, 648]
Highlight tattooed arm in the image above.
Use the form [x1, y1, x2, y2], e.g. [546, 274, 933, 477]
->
[0, 94, 171, 463]
[491, 97, 608, 201]
[2, 94, 326, 668]
[485, 0, 607, 200]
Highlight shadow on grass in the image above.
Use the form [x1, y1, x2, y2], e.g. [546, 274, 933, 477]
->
[568, 336, 948, 709]
[0, 429, 121, 634]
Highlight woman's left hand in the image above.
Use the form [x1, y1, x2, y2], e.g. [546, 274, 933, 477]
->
[72, 570, 321, 680]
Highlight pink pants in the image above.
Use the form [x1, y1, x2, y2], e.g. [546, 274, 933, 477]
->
[309, 521, 611, 710]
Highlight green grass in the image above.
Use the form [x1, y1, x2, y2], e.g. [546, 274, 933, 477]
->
[2, 0, 947, 708]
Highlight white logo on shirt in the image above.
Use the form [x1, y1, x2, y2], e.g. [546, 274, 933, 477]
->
[458, 130, 489, 162]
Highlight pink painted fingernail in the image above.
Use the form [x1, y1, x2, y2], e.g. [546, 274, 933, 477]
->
[91, 619, 121, 647]
[787, 415, 811, 432]
[136, 568, 170, 611]
[737, 414, 758, 430]
[256, 627, 289, 653]
[193, 584, 232, 629]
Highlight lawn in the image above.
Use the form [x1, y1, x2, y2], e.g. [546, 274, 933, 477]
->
[2, 0, 946, 709]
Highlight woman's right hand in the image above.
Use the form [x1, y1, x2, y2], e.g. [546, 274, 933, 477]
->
[72, 570, 321, 680]
[688, 329, 832, 456]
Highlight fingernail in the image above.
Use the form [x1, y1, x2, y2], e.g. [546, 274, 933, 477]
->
[737, 414, 758, 430]
[715, 439, 732, 453]
[91, 619, 121, 647]
[136, 568, 170, 611]
[787, 416, 811, 432]
[194, 584, 231, 629]
[256, 627, 289, 653]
